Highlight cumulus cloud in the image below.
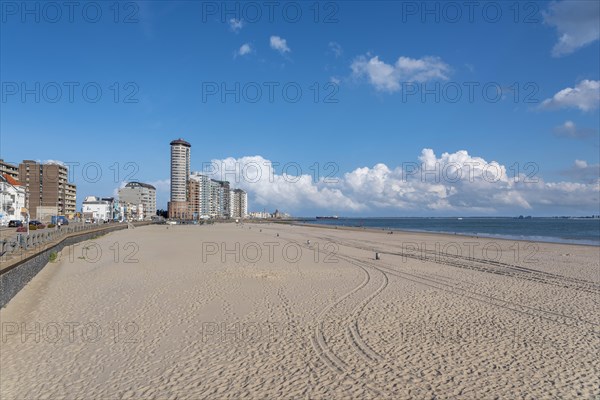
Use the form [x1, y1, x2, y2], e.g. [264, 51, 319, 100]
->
[204, 155, 362, 212]
[148, 179, 171, 193]
[270, 36, 291, 54]
[543, 0, 600, 57]
[228, 18, 244, 33]
[553, 120, 598, 139]
[234, 43, 252, 58]
[540, 80, 600, 112]
[205, 150, 600, 215]
[351, 55, 450, 92]
[560, 160, 600, 184]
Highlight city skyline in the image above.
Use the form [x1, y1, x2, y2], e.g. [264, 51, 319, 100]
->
[168, 138, 248, 219]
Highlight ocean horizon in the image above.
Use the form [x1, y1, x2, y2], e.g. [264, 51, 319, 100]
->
[299, 217, 600, 246]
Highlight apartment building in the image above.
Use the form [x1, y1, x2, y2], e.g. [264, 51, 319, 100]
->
[18, 160, 77, 220]
[230, 188, 248, 219]
[118, 182, 156, 220]
[0, 159, 19, 180]
[189, 172, 211, 218]
[168, 139, 191, 219]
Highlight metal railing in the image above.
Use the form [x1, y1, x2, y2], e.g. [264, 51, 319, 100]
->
[0, 222, 148, 263]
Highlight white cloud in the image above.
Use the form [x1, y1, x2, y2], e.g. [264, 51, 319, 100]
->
[329, 41, 343, 58]
[112, 181, 127, 197]
[553, 120, 597, 139]
[228, 18, 244, 33]
[206, 150, 600, 215]
[560, 160, 600, 183]
[235, 43, 252, 58]
[41, 159, 66, 166]
[574, 159, 588, 169]
[148, 179, 170, 193]
[270, 36, 290, 54]
[543, 0, 600, 57]
[351, 55, 450, 92]
[540, 80, 600, 112]
[205, 156, 362, 212]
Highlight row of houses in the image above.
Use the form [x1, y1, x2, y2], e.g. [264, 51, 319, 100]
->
[188, 172, 248, 220]
[81, 196, 145, 222]
[0, 159, 77, 224]
[1, 159, 158, 224]
[83, 182, 157, 222]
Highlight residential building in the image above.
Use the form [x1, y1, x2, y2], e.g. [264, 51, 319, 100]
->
[189, 172, 211, 218]
[208, 179, 231, 218]
[65, 183, 77, 215]
[82, 196, 113, 222]
[0, 174, 26, 224]
[230, 189, 248, 219]
[120, 201, 144, 221]
[168, 139, 191, 219]
[187, 178, 200, 219]
[248, 211, 272, 219]
[101, 197, 119, 221]
[221, 180, 231, 218]
[118, 182, 156, 220]
[188, 173, 243, 220]
[0, 160, 19, 180]
[18, 160, 77, 220]
[209, 180, 225, 218]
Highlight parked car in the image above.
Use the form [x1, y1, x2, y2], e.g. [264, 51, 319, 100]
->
[51, 215, 69, 226]
[8, 220, 23, 227]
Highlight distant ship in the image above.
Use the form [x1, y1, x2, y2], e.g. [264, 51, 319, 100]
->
[316, 216, 339, 220]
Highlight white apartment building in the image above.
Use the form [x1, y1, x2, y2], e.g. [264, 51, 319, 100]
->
[82, 196, 113, 222]
[209, 180, 224, 218]
[189, 172, 211, 218]
[0, 174, 26, 224]
[188, 172, 241, 220]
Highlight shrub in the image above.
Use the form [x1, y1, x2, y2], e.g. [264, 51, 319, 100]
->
[16, 226, 27, 232]
[47, 223, 56, 228]
[38, 224, 46, 229]
[29, 226, 37, 231]
[49, 251, 58, 262]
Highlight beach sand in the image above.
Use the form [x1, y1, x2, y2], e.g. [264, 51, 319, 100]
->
[1, 223, 598, 399]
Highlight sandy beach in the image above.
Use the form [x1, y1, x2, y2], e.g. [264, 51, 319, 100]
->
[1, 223, 598, 399]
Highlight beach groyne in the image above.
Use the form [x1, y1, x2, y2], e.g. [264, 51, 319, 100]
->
[0, 222, 152, 308]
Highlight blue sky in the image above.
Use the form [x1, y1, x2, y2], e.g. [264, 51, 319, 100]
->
[1, 0, 599, 216]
